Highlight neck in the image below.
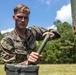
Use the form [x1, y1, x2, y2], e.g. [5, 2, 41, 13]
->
[15, 28, 26, 38]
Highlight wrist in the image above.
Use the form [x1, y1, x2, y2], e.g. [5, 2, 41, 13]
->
[25, 60, 29, 65]
[19, 60, 29, 65]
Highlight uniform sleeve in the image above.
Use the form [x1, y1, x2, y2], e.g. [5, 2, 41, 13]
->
[0, 37, 16, 63]
[29, 26, 60, 40]
[48, 29, 60, 39]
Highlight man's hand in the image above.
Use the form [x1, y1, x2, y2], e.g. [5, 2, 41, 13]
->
[19, 52, 42, 65]
[43, 32, 55, 40]
[27, 52, 42, 65]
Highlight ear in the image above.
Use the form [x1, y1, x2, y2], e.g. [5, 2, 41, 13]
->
[13, 15, 16, 21]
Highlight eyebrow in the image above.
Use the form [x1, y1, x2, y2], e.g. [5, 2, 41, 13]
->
[17, 16, 28, 19]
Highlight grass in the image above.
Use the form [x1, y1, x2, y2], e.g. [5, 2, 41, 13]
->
[0, 65, 5, 75]
[0, 64, 76, 75]
[38, 64, 76, 75]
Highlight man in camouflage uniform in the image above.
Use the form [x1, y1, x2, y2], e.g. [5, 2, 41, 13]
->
[0, 4, 60, 65]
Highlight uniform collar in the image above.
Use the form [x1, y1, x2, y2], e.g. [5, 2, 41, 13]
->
[13, 28, 32, 41]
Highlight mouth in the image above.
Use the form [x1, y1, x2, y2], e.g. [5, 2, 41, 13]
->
[21, 24, 26, 27]
[20, 22, 25, 25]
[20, 23, 27, 27]
[18, 22, 27, 27]
[21, 23, 25, 25]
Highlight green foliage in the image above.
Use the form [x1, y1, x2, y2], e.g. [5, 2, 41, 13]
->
[0, 57, 4, 64]
[0, 32, 4, 41]
[37, 20, 76, 64]
[0, 33, 4, 64]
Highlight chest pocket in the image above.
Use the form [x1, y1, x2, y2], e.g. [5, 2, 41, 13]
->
[13, 40, 28, 63]
[26, 34, 36, 52]
[13, 40, 27, 54]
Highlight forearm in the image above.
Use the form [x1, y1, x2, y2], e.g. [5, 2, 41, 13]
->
[29, 26, 60, 40]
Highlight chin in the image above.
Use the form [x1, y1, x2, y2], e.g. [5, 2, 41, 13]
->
[21, 27, 26, 29]
[20, 26, 26, 28]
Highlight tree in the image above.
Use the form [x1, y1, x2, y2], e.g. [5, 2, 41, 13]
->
[53, 20, 75, 63]
[38, 20, 76, 64]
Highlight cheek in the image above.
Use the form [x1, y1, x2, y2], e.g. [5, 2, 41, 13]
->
[26, 19, 29, 23]
[26, 20, 28, 23]
[16, 21, 21, 27]
[16, 19, 21, 24]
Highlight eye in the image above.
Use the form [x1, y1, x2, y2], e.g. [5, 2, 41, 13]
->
[17, 16, 23, 19]
[24, 17, 28, 19]
[17, 16, 28, 19]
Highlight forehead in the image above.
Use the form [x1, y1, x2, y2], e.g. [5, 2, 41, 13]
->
[15, 12, 29, 17]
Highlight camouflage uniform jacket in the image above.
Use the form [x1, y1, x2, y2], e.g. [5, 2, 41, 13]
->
[0, 26, 60, 63]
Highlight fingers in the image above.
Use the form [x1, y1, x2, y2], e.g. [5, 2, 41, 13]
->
[43, 32, 55, 40]
[28, 52, 42, 64]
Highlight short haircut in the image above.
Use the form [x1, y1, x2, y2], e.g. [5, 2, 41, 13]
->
[14, 4, 30, 15]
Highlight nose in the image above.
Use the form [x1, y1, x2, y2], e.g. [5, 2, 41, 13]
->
[21, 17, 25, 21]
